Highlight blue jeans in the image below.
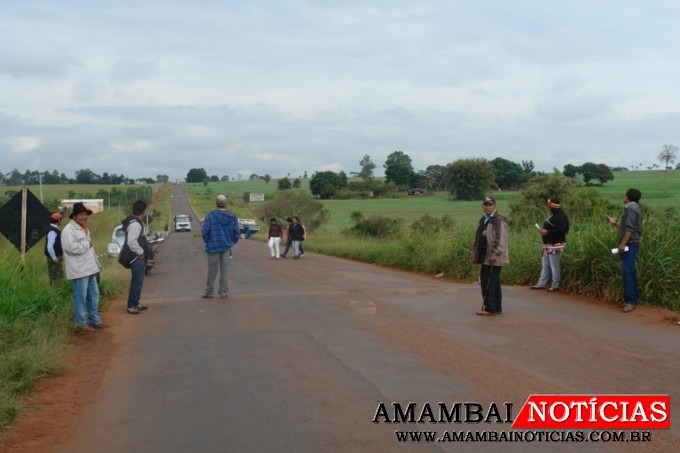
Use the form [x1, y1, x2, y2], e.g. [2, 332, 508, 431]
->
[72, 274, 101, 326]
[621, 242, 640, 304]
[127, 257, 146, 308]
[537, 252, 561, 289]
[282, 238, 292, 257]
[206, 250, 231, 296]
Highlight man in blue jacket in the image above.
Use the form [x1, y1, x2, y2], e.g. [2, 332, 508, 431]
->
[202, 195, 240, 299]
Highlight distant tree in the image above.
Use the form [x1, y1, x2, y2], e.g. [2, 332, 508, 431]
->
[444, 159, 496, 200]
[521, 160, 535, 174]
[658, 144, 678, 169]
[156, 174, 170, 183]
[292, 178, 301, 189]
[186, 168, 208, 183]
[42, 171, 61, 184]
[23, 170, 39, 185]
[210, 175, 219, 182]
[579, 162, 598, 185]
[263, 174, 272, 184]
[573, 162, 613, 186]
[203, 179, 209, 187]
[357, 154, 376, 180]
[563, 164, 579, 178]
[309, 171, 348, 198]
[75, 168, 100, 184]
[110, 173, 126, 185]
[593, 164, 614, 185]
[303, 171, 308, 179]
[421, 165, 446, 191]
[249, 174, 260, 181]
[6, 169, 22, 186]
[383, 150, 415, 187]
[277, 177, 292, 190]
[221, 175, 230, 181]
[99, 172, 111, 185]
[491, 157, 524, 190]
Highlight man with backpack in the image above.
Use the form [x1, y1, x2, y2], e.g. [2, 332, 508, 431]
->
[122, 200, 150, 314]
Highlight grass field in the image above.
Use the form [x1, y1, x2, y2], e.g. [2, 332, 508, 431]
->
[184, 170, 680, 233]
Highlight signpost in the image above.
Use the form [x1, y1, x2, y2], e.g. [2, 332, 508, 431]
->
[0, 187, 51, 265]
[249, 193, 265, 209]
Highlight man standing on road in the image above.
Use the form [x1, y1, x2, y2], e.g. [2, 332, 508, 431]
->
[61, 202, 105, 329]
[122, 200, 150, 314]
[45, 212, 64, 286]
[470, 196, 509, 316]
[201, 195, 240, 299]
[607, 188, 643, 313]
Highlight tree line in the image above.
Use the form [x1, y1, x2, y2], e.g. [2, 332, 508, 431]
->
[0, 168, 170, 186]
[305, 153, 618, 201]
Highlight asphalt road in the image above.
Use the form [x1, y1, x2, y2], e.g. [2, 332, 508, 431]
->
[61, 184, 680, 452]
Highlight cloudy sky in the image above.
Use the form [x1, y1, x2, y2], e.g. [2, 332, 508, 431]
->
[1, 1, 679, 181]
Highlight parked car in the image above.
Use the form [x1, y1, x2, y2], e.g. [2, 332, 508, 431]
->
[107, 225, 126, 258]
[238, 218, 259, 233]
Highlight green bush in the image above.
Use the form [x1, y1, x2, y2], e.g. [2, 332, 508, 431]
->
[347, 212, 403, 239]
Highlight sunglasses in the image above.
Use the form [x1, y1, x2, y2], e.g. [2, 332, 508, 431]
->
[483, 202, 494, 206]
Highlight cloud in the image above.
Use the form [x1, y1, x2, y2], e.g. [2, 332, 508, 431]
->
[4, 136, 42, 153]
[0, 1, 678, 180]
[0, 39, 79, 79]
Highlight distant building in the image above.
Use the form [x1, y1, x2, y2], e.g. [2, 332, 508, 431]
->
[59, 199, 105, 215]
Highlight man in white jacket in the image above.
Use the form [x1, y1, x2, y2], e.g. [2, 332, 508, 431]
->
[61, 202, 104, 329]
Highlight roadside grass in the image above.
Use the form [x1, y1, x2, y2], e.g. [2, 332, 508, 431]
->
[0, 184, 171, 434]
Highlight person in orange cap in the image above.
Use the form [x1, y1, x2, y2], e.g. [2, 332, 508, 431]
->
[45, 212, 64, 285]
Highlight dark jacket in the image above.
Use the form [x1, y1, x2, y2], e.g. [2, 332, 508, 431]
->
[542, 211, 569, 244]
[289, 222, 305, 241]
[268, 222, 283, 238]
[44, 224, 63, 259]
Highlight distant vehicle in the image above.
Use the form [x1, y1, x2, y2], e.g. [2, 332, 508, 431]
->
[174, 214, 192, 232]
[238, 218, 259, 233]
[107, 225, 126, 258]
